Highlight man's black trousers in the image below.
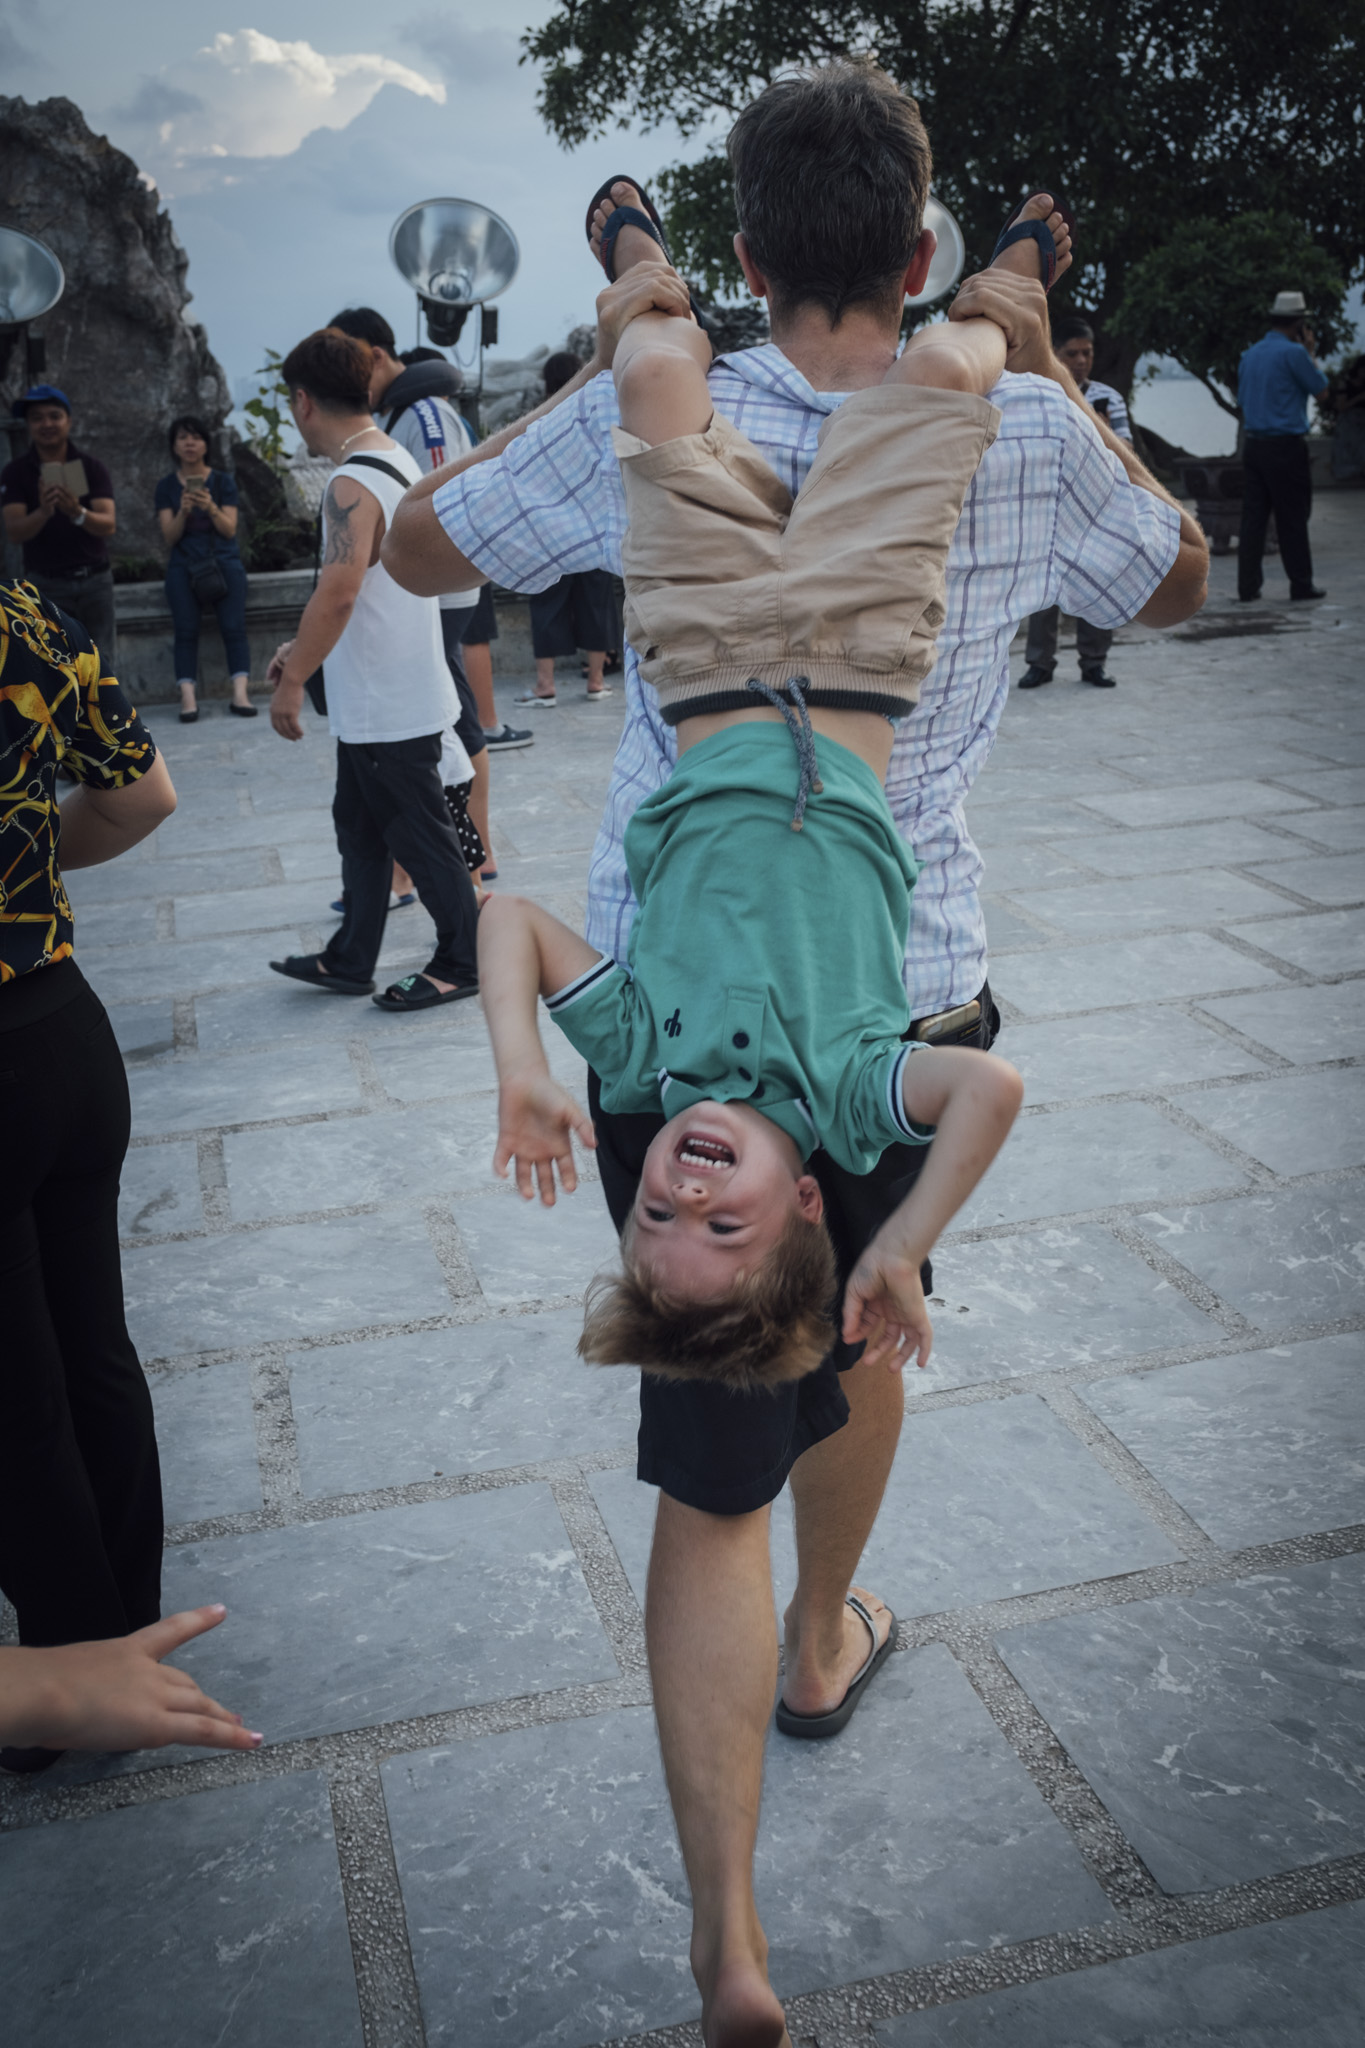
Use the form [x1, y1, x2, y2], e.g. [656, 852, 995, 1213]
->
[0, 965, 163, 1645]
[1239, 435, 1315, 598]
[322, 733, 480, 988]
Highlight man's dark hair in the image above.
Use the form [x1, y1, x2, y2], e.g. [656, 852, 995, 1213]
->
[167, 413, 213, 457]
[728, 60, 932, 328]
[1051, 315, 1094, 347]
[399, 346, 445, 366]
[281, 329, 374, 413]
[329, 306, 396, 354]
[542, 350, 583, 397]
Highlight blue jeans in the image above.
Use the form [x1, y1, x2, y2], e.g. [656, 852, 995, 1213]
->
[165, 551, 249, 679]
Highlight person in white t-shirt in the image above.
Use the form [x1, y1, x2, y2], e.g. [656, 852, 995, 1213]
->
[1020, 314, 1134, 691]
[264, 327, 481, 1013]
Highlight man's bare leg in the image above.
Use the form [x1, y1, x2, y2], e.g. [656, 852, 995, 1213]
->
[782, 1347, 904, 1713]
[647, 1496, 790, 2048]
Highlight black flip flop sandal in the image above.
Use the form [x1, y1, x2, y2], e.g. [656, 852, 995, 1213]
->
[269, 955, 375, 996]
[991, 191, 1077, 293]
[775, 1594, 898, 1740]
[584, 173, 717, 332]
[372, 973, 479, 1012]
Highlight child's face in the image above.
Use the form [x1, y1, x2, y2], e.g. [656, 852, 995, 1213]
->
[632, 1102, 823, 1303]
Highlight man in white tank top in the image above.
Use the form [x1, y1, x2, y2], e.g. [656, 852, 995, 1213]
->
[264, 328, 481, 1011]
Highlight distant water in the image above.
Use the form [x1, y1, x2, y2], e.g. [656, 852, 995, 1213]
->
[1131, 373, 1239, 457]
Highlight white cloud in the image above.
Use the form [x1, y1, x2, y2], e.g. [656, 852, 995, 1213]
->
[135, 28, 446, 162]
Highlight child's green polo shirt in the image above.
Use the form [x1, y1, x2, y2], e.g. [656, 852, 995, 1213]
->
[546, 724, 934, 1173]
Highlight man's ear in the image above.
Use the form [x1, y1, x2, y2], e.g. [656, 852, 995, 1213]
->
[794, 1174, 824, 1225]
[901, 227, 937, 303]
[733, 232, 768, 302]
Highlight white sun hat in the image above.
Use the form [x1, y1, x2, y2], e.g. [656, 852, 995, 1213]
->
[1272, 290, 1308, 316]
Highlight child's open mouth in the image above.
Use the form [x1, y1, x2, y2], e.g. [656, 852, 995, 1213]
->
[676, 1133, 736, 1172]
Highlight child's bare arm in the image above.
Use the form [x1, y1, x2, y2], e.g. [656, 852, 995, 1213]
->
[843, 1047, 1023, 1368]
[477, 895, 600, 1203]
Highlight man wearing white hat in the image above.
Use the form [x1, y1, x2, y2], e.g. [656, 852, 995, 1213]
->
[1237, 290, 1329, 602]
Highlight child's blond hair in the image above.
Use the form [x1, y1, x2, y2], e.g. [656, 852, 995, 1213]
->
[578, 1209, 837, 1391]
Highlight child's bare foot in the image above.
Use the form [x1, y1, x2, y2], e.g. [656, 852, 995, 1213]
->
[991, 191, 1072, 288]
[589, 179, 669, 279]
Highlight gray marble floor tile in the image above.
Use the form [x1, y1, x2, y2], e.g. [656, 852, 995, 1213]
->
[1136, 1178, 1365, 1331]
[1265, 764, 1365, 806]
[106, 996, 176, 1060]
[1226, 904, 1365, 976]
[982, 897, 1056, 950]
[128, 1041, 363, 1135]
[281, 841, 348, 883]
[1182, 1066, 1365, 1175]
[384, 1652, 1111, 2046]
[1246, 850, 1365, 906]
[118, 1138, 203, 1237]
[80, 929, 307, 1001]
[1007, 867, 1292, 938]
[1197, 982, 1365, 1063]
[121, 1210, 454, 1357]
[224, 1099, 501, 1220]
[991, 931, 1287, 1018]
[923, 1224, 1218, 1389]
[1267, 804, 1365, 854]
[959, 1100, 1246, 1230]
[1073, 780, 1319, 830]
[173, 878, 354, 939]
[0, 1773, 363, 2048]
[1080, 1333, 1365, 1548]
[67, 1487, 615, 1779]
[861, 1395, 1181, 1615]
[967, 797, 1118, 846]
[1048, 817, 1313, 880]
[291, 1314, 638, 1497]
[457, 1187, 621, 1304]
[995, 1555, 1365, 1891]
[1000, 1007, 1266, 1106]
[66, 849, 266, 906]
[151, 1360, 263, 1524]
[74, 897, 160, 947]
[874, 1897, 1365, 2045]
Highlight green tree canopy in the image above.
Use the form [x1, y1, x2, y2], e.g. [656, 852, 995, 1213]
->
[1113, 212, 1346, 416]
[524, 1, 1364, 389]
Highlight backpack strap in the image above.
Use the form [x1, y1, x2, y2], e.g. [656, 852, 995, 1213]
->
[344, 454, 414, 491]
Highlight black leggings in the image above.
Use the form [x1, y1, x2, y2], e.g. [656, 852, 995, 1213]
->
[0, 965, 163, 1645]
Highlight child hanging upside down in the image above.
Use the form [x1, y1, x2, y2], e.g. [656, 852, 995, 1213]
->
[477, 186, 1072, 1386]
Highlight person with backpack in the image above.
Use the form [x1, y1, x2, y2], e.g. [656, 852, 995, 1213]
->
[264, 327, 480, 1013]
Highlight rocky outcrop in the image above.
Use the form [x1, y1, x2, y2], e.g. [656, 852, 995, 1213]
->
[0, 96, 231, 561]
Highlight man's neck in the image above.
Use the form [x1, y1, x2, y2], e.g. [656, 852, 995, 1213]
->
[767, 305, 903, 394]
[310, 414, 389, 462]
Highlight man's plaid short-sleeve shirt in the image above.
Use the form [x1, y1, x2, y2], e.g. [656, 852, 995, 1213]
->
[434, 346, 1179, 1014]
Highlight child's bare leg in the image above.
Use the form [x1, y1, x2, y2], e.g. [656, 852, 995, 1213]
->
[888, 193, 1071, 399]
[589, 179, 712, 445]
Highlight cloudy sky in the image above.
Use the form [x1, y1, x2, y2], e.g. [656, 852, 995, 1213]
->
[1, 0, 723, 410]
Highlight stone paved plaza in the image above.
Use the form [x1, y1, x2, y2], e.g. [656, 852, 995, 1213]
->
[3, 497, 1363, 2046]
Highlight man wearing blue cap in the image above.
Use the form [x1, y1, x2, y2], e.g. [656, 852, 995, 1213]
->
[1, 387, 119, 663]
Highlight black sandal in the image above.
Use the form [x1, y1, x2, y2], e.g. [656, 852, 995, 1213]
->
[372, 973, 479, 1012]
[775, 1595, 898, 1740]
[991, 191, 1077, 292]
[584, 174, 716, 332]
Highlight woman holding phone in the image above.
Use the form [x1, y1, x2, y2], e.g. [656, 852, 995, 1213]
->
[154, 415, 255, 722]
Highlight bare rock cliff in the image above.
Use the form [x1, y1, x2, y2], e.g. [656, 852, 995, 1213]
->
[0, 96, 230, 561]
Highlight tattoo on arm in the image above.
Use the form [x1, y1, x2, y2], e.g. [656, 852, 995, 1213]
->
[322, 481, 361, 565]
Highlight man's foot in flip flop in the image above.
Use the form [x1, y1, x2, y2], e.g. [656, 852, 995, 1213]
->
[589, 180, 671, 280]
[779, 1584, 895, 1725]
[990, 191, 1072, 287]
[372, 972, 479, 1012]
[269, 955, 375, 996]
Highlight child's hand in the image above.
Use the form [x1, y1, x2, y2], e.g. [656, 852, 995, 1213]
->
[842, 1230, 934, 1372]
[494, 1072, 597, 1205]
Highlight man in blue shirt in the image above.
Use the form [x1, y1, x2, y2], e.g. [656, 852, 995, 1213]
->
[1238, 290, 1329, 602]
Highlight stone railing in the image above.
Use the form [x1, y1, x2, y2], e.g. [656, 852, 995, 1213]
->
[113, 571, 537, 702]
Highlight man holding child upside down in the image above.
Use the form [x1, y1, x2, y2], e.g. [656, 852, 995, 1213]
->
[385, 60, 1207, 2048]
